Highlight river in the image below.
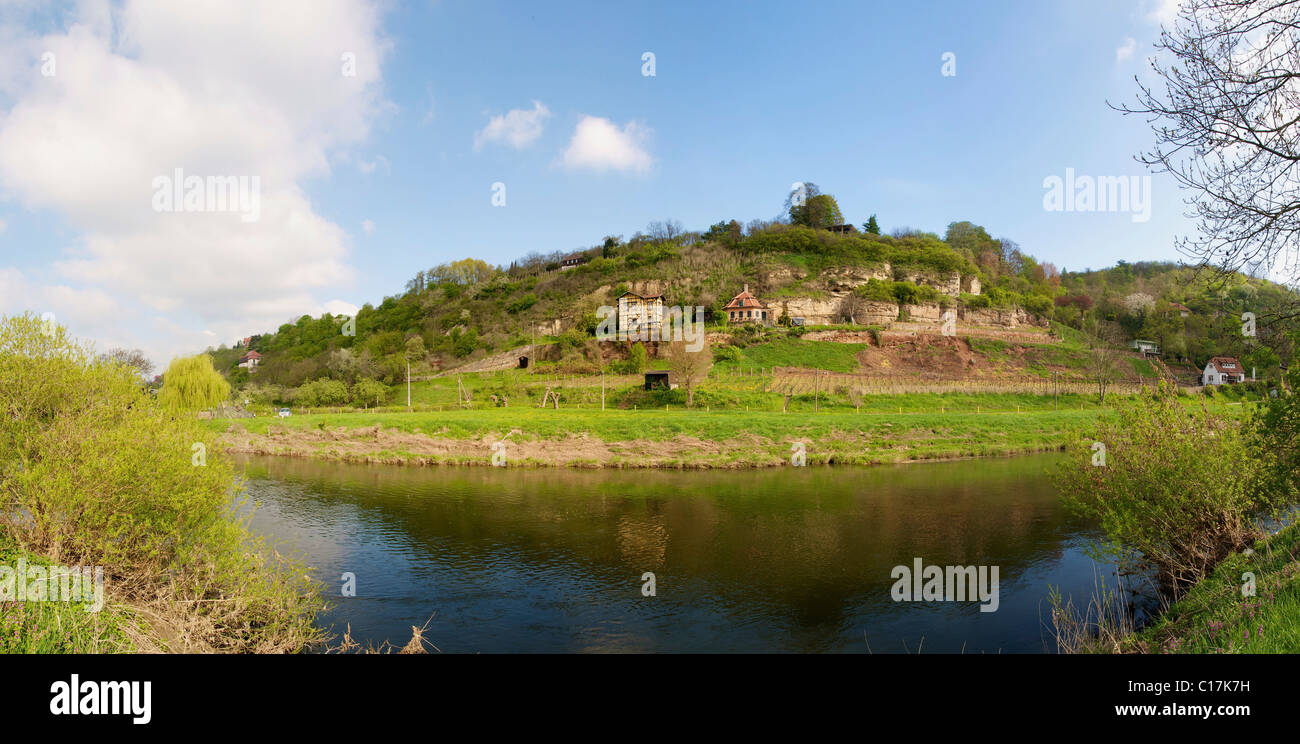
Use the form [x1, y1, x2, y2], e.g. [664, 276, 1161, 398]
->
[236, 453, 1133, 653]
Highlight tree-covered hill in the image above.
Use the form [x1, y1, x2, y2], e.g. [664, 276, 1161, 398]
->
[202, 184, 1299, 403]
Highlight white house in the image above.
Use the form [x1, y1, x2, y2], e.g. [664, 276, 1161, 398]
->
[1202, 356, 1247, 386]
[1129, 339, 1160, 357]
[616, 292, 665, 338]
[237, 350, 261, 370]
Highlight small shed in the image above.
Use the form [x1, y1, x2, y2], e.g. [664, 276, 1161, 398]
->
[644, 370, 677, 390]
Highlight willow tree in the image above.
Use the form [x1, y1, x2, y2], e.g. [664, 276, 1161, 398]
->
[158, 354, 230, 412]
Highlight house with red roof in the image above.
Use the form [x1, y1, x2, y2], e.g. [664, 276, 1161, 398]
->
[724, 284, 769, 324]
[1201, 356, 1247, 386]
[237, 350, 262, 370]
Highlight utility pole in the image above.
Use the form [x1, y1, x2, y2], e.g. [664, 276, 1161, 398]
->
[601, 369, 605, 411]
[407, 362, 411, 409]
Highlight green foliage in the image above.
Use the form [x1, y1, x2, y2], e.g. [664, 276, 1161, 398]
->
[0, 313, 321, 651]
[404, 335, 426, 362]
[506, 293, 538, 314]
[1248, 374, 1300, 498]
[158, 355, 231, 412]
[854, 279, 939, 305]
[714, 345, 742, 363]
[350, 377, 390, 408]
[296, 377, 349, 407]
[789, 193, 844, 229]
[452, 327, 479, 358]
[1053, 385, 1288, 594]
[628, 342, 649, 372]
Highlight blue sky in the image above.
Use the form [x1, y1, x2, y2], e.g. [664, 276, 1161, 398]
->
[0, 0, 1188, 363]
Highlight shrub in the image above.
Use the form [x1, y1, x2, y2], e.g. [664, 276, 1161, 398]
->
[350, 377, 389, 408]
[296, 377, 349, 407]
[0, 313, 322, 651]
[506, 293, 537, 314]
[559, 329, 587, 349]
[714, 345, 742, 363]
[1052, 384, 1285, 595]
[628, 342, 649, 372]
[855, 279, 896, 302]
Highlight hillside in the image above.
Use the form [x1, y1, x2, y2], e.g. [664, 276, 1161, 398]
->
[201, 190, 1299, 406]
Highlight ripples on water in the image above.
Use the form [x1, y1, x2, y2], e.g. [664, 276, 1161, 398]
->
[236, 454, 1128, 653]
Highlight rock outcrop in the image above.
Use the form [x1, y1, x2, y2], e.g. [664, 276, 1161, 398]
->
[960, 306, 1048, 328]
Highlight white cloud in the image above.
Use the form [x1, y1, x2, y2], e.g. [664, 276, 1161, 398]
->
[0, 0, 391, 368]
[1144, 0, 1182, 26]
[558, 116, 652, 174]
[361, 218, 375, 234]
[473, 101, 551, 150]
[1116, 37, 1137, 63]
[322, 299, 360, 317]
[0, 218, 6, 234]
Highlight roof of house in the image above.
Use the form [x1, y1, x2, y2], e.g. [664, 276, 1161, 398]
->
[723, 285, 767, 311]
[617, 291, 664, 301]
[239, 351, 262, 361]
[1207, 356, 1243, 375]
[1170, 302, 1192, 312]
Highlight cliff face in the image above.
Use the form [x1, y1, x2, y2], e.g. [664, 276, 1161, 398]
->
[762, 264, 982, 326]
[960, 306, 1048, 328]
[766, 297, 1045, 328]
[774, 297, 895, 325]
[812, 265, 974, 299]
[821, 264, 893, 291]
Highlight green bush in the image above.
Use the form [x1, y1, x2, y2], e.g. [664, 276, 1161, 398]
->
[628, 342, 649, 372]
[1052, 384, 1286, 595]
[296, 377, 349, 407]
[0, 313, 322, 651]
[714, 345, 742, 363]
[506, 293, 537, 314]
[350, 377, 389, 408]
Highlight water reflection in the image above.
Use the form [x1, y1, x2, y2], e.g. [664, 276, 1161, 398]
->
[236, 454, 1118, 653]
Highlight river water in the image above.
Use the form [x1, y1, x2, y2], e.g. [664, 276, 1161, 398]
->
[236, 453, 1127, 653]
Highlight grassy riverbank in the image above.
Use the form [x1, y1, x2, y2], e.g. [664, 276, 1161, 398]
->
[1119, 522, 1300, 653]
[210, 392, 1255, 469]
[210, 402, 1111, 468]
